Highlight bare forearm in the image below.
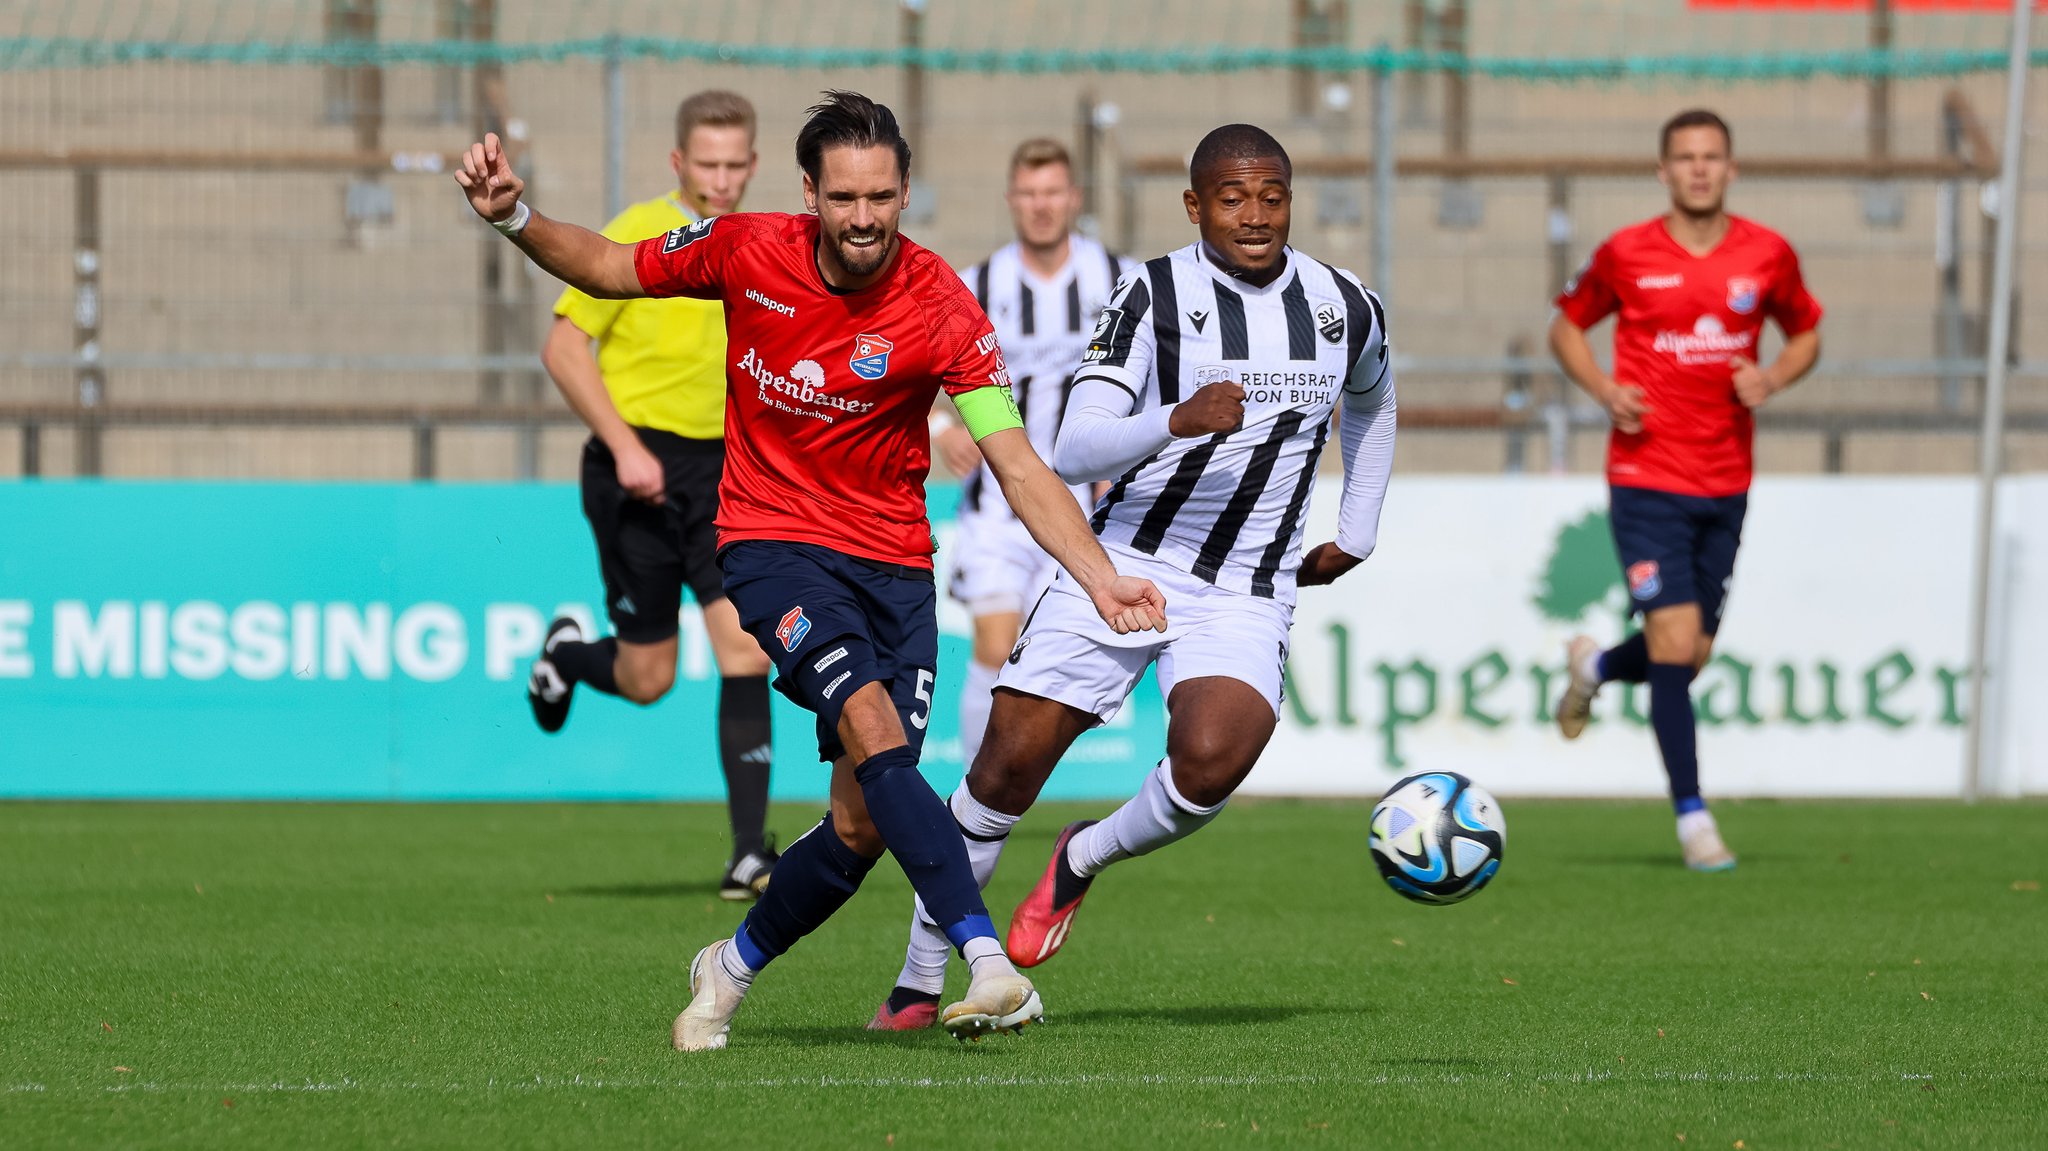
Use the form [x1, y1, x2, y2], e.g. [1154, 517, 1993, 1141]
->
[508, 210, 643, 299]
[1002, 463, 1119, 590]
[1767, 328, 1822, 392]
[1548, 314, 1612, 400]
[541, 320, 638, 451]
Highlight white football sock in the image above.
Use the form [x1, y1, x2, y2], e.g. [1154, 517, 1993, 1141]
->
[717, 938, 757, 989]
[1676, 807, 1717, 843]
[1574, 645, 1602, 685]
[958, 659, 999, 770]
[961, 935, 1019, 980]
[895, 781, 1017, 995]
[1067, 758, 1226, 878]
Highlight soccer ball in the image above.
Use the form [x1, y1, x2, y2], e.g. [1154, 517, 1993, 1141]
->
[1369, 771, 1505, 905]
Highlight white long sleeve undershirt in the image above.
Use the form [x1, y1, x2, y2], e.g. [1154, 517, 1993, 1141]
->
[1334, 358, 1398, 562]
[1052, 378, 1177, 484]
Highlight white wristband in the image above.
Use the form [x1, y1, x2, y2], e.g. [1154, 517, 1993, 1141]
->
[489, 200, 532, 236]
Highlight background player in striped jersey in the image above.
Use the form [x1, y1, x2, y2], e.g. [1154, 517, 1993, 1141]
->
[458, 91, 1167, 1049]
[526, 90, 781, 902]
[872, 124, 1397, 1022]
[1549, 109, 1822, 872]
[934, 139, 1129, 782]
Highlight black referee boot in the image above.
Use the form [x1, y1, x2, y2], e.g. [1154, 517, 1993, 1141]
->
[526, 617, 582, 734]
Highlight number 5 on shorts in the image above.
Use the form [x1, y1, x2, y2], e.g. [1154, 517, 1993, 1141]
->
[910, 668, 935, 730]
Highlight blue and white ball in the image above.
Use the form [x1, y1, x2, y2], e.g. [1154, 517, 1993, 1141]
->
[1369, 771, 1505, 905]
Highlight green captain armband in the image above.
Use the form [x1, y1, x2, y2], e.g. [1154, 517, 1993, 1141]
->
[953, 385, 1024, 441]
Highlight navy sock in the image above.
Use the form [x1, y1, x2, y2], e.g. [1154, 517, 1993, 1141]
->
[551, 638, 620, 696]
[1647, 662, 1701, 812]
[718, 675, 774, 858]
[731, 817, 876, 970]
[1598, 633, 1650, 684]
[854, 746, 996, 951]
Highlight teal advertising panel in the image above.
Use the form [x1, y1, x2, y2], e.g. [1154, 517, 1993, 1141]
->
[0, 482, 1164, 801]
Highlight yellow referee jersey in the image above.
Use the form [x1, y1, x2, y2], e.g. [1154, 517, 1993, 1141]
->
[554, 191, 727, 440]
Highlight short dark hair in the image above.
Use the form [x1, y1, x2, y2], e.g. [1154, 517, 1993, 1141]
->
[796, 90, 912, 186]
[1189, 123, 1292, 189]
[1660, 109, 1732, 158]
[675, 90, 757, 150]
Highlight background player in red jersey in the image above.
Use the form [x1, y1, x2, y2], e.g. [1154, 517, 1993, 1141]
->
[1548, 109, 1823, 872]
[456, 91, 1167, 1048]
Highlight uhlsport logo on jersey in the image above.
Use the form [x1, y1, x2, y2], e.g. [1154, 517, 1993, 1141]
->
[1627, 560, 1662, 600]
[775, 606, 811, 652]
[1726, 276, 1760, 315]
[850, 333, 894, 380]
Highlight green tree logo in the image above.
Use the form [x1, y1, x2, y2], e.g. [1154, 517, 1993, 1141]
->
[1532, 509, 1624, 626]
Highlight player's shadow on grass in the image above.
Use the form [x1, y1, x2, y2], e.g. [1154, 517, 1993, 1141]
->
[1057, 1003, 1359, 1028]
[1560, 853, 1781, 870]
[563, 881, 726, 899]
[754, 1004, 1359, 1049]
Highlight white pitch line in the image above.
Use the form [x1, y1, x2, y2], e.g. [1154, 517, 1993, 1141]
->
[4, 1070, 1987, 1096]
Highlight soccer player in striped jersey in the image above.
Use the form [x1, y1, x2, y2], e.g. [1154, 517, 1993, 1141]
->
[872, 124, 1396, 1025]
[1549, 109, 1822, 872]
[934, 138, 1129, 775]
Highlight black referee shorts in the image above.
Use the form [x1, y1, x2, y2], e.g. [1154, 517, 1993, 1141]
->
[580, 427, 726, 645]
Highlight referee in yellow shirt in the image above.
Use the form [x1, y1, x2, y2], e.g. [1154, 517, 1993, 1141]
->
[527, 90, 778, 900]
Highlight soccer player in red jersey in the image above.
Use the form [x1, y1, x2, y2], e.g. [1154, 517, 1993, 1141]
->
[456, 91, 1167, 1048]
[1548, 109, 1823, 871]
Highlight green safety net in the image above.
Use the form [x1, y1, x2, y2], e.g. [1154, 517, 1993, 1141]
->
[0, 0, 2041, 78]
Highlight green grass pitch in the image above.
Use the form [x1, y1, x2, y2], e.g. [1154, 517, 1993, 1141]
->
[4, 798, 2045, 1149]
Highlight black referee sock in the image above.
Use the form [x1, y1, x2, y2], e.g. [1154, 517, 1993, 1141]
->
[550, 638, 621, 696]
[718, 675, 774, 858]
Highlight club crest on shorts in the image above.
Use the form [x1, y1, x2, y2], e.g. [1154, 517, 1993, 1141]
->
[1726, 276, 1759, 316]
[776, 606, 811, 652]
[1316, 301, 1344, 343]
[1627, 560, 1663, 600]
[850, 333, 894, 380]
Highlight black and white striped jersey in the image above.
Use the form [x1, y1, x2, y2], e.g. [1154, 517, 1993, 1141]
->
[956, 234, 1129, 517]
[1069, 243, 1391, 602]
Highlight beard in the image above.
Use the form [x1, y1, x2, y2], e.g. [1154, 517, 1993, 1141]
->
[833, 229, 892, 277]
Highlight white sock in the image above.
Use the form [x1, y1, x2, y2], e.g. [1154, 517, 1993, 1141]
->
[718, 939, 757, 989]
[961, 935, 1019, 981]
[1676, 808, 1717, 842]
[1574, 646, 1602, 685]
[958, 659, 999, 769]
[895, 781, 1018, 995]
[1067, 758, 1226, 878]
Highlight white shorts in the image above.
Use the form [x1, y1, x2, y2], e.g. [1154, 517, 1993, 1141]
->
[998, 544, 1295, 723]
[947, 505, 1056, 617]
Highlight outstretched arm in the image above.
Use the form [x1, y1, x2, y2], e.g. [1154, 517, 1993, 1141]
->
[455, 132, 642, 299]
[971, 415, 1167, 636]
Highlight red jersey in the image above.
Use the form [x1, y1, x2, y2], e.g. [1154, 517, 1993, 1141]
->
[633, 213, 1009, 567]
[1555, 214, 1822, 497]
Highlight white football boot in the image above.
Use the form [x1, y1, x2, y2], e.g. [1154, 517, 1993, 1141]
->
[1555, 635, 1602, 740]
[940, 968, 1043, 1042]
[1678, 811, 1737, 872]
[673, 939, 750, 1051]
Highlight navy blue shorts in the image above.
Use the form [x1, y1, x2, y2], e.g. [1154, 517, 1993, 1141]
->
[1608, 486, 1748, 636]
[719, 540, 939, 763]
